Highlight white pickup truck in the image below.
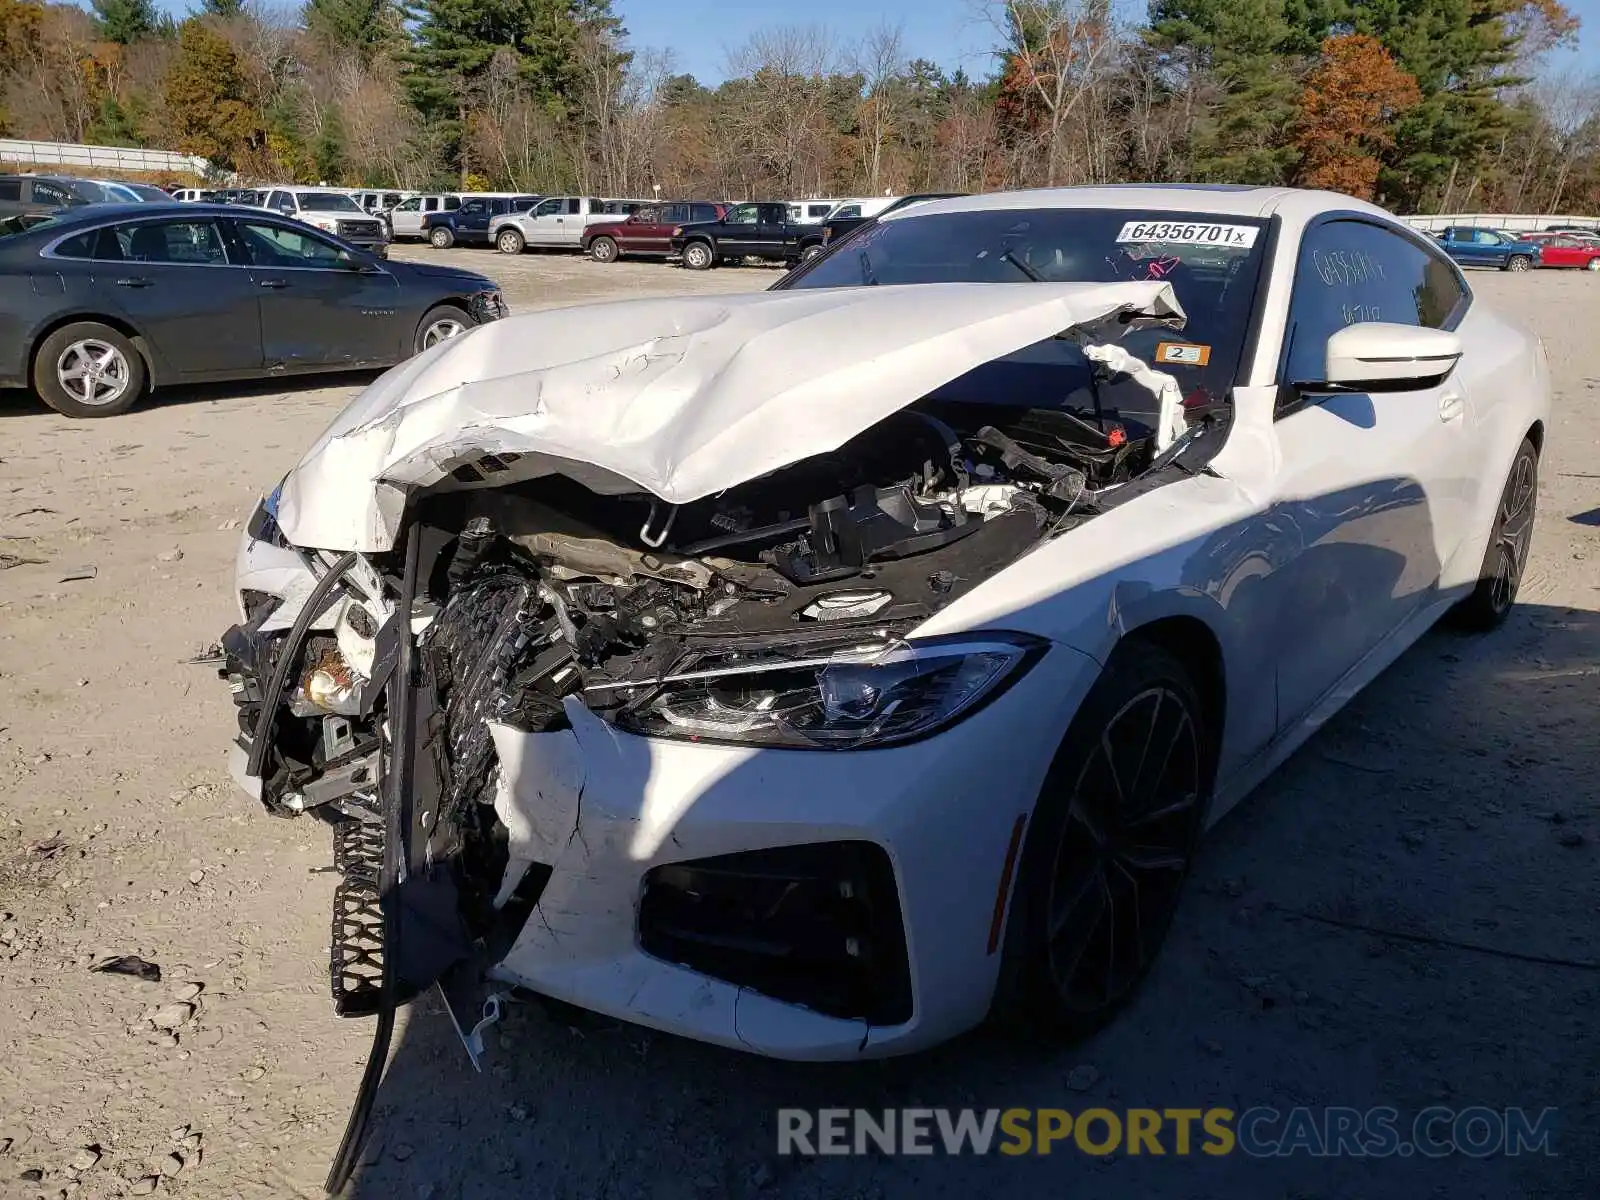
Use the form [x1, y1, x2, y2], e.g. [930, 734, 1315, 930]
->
[488, 196, 648, 254]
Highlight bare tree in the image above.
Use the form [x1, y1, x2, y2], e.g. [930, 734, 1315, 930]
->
[985, 0, 1121, 186]
[1532, 68, 1600, 212]
[725, 25, 836, 196]
[851, 22, 906, 194]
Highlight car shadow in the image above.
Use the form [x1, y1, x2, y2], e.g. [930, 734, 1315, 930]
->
[0, 371, 382, 419]
[322, 475, 1593, 1200]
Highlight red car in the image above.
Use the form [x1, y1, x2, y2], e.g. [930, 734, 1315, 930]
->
[582, 201, 727, 262]
[1517, 233, 1600, 270]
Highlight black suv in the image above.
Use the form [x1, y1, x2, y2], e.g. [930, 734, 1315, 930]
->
[423, 195, 541, 248]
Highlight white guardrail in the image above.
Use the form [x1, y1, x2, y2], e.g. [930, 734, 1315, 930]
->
[0, 138, 217, 178]
[1404, 212, 1600, 234]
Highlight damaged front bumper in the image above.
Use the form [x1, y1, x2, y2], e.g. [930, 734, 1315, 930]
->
[219, 502, 1104, 1058]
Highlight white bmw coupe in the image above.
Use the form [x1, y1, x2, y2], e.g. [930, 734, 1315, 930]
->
[219, 185, 1546, 1117]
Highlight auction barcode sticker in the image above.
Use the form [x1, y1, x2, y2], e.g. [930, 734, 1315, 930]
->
[1115, 221, 1259, 248]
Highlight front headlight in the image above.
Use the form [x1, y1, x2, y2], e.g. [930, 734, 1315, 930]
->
[611, 633, 1045, 749]
[671, 226, 683, 237]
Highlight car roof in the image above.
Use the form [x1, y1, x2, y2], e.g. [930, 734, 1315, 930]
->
[882, 184, 1395, 227]
[24, 201, 285, 229]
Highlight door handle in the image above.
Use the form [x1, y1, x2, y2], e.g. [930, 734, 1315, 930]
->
[1438, 391, 1464, 422]
[258, 279, 290, 289]
[115, 277, 152, 288]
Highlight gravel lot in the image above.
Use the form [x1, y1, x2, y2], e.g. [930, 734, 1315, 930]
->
[0, 250, 1595, 1200]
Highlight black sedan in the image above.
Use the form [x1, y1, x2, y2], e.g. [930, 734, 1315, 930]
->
[0, 202, 506, 417]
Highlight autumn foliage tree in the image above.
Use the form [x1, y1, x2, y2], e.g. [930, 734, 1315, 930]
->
[163, 17, 264, 171]
[1293, 34, 1422, 201]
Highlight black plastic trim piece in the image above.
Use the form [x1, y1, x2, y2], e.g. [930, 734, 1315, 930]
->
[323, 532, 416, 1195]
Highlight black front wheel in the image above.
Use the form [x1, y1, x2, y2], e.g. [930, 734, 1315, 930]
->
[995, 641, 1211, 1039]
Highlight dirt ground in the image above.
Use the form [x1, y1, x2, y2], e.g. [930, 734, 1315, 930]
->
[0, 248, 1595, 1200]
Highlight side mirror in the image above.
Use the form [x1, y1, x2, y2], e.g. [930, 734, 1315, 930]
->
[1315, 322, 1462, 392]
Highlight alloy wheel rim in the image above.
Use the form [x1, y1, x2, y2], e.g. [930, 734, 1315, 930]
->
[499, 233, 519, 253]
[1510, 257, 1530, 271]
[687, 245, 709, 267]
[57, 339, 131, 407]
[1044, 685, 1200, 1012]
[594, 239, 615, 261]
[422, 318, 466, 349]
[1490, 451, 1537, 613]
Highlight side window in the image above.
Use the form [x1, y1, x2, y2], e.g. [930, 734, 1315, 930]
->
[0, 180, 21, 201]
[1283, 220, 1466, 391]
[33, 181, 70, 204]
[443, 195, 461, 211]
[395, 198, 421, 213]
[809, 204, 831, 219]
[567, 198, 585, 215]
[763, 204, 789, 224]
[53, 230, 98, 259]
[383, 193, 401, 207]
[692, 204, 718, 223]
[833, 204, 861, 219]
[124, 220, 228, 265]
[1472, 230, 1501, 245]
[461, 200, 486, 216]
[726, 204, 759, 226]
[533, 198, 561, 217]
[236, 220, 346, 268]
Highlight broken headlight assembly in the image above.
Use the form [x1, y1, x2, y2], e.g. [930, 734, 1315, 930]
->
[610, 632, 1046, 749]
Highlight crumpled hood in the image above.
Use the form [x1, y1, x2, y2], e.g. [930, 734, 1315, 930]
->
[275, 281, 1185, 552]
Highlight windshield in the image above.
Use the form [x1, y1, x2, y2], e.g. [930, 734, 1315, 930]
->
[298, 192, 363, 213]
[783, 207, 1269, 412]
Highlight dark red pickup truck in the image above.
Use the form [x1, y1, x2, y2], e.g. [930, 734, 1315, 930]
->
[581, 201, 726, 262]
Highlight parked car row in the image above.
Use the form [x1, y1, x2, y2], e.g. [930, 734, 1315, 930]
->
[0, 201, 502, 417]
[397, 191, 966, 271]
[1434, 225, 1600, 272]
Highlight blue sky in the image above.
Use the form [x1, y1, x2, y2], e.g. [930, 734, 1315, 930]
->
[137, 0, 1600, 87]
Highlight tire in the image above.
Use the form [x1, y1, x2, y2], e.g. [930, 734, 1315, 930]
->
[682, 240, 714, 270]
[994, 641, 1212, 1041]
[32, 321, 146, 418]
[429, 226, 454, 249]
[496, 228, 524, 255]
[800, 243, 823, 262]
[413, 304, 474, 356]
[1505, 254, 1532, 272]
[1586, 258, 1600, 272]
[1449, 437, 1538, 631]
[589, 235, 618, 263]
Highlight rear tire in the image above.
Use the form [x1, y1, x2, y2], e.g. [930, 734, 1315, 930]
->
[682, 241, 714, 270]
[994, 641, 1211, 1041]
[429, 226, 454, 249]
[589, 235, 618, 263]
[1586, 258, 1600, 272]
[800, 243, 823, 262]
[496, 228, 524, 255]
[1449, 437, 1538, 631]
[32, 321, 146, 418]
[1506, 254, 1532, 272]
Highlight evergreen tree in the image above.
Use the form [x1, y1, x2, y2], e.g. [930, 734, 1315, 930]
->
[92, 0, 158, 44]
[303, 0, 398, 64]
[1147, 0, 1301, 183]
[202, 0, 246, 16]
[164, 17, 262, 170]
